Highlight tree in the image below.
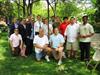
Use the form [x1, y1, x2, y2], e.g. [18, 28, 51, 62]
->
[0, 0, 14, 19]
[26, 0, 40, 16]
[56, 1, 81, 18]
[94, 0, 100, 22]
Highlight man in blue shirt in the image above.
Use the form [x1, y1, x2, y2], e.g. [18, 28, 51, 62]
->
[50, 28, 65, 65]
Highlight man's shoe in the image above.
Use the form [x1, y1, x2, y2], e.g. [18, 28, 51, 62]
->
[58, 60, 62, 65]
[45, 55, 50, 62]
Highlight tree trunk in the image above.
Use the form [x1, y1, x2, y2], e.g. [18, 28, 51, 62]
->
[54, 0, 56, 17]
[29, 3, 33, 15]
[23, 0, 26, 17]
[18, 0, 20, 18]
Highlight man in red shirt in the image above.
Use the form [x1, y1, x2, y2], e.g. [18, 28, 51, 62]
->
[59, 17, 70, 36]
[59, 17, 70, 58]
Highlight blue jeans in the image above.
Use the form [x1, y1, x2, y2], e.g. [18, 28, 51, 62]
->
[36, 51, 45, 60]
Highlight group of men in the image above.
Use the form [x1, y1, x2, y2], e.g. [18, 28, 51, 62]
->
[9, 15, 94, 65]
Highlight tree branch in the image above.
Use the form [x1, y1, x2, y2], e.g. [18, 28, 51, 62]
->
[14, 0, 23, 8]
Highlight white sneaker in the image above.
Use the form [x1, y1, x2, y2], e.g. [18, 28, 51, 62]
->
[45, 55, 50, 62]
[63, 52, 66, 58]
[58, 60, 62, 65]
[37, 58, 41, 61]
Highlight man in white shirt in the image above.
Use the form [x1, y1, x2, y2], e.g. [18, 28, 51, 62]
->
[33, 28, 51, 62]
[9, 28, 23, 56]
[34, 15, 43, 35]
[78, 15, 94, 61]
[50, 28, 65, 65]
[42, 18, 53, 36]
[64, 17, 79, 58]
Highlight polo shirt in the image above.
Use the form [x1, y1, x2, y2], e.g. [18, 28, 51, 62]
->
[59, 21, 70, 36]
[64, 23, 79, 42]
[33, 35, 49, 53]
[79, 23, 94, 42]
[9, 33, 22, 47]
[50, 33, 65, 48]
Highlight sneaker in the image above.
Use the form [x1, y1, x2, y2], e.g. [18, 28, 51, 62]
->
[37, 58, 41, 61]
[63, 52, 66, 58]
[45, 55, 50, 62]
[21, 55, 27, 58]
[58, 60, 62, 65]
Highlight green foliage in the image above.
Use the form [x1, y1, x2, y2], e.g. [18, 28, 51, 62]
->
[91, 0, 97, 6]
[56, 2, 81, 18]
[84, 8, 96, 23]
[32, 1, 47, 17]
[94, 0, 100, 22]
[32, 1, 54, 17]
[0, 0, 17, 18]
[32, 1, 81, 18]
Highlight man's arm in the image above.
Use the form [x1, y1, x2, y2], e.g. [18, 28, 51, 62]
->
[43, 44, 48, 49]
[79, 33, 94, 38]
[20, 40, 23, 50]
[34, 44, 43, 49]
[85, 33, 94, 38]
[9, 40, 14, 51]
[19, 35, 23, 49]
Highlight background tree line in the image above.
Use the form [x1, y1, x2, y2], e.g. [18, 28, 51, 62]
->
[0, 0, 99, 32]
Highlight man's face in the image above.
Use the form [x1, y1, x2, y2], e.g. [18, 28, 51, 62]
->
[44, 19, 48, 24]
[39, 29, 44, 36]
[70, 18, 75, 24]
[54, 28, 59, 35]
[82, 17, 88, 23]
[21, 19, 26, 25]
[64, 19, 68, 23]
[37, 16, 41, 21]
[14, 29, 19, 35]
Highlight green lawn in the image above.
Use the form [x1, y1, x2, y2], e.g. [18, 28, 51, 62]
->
[0, 32, 100, 75]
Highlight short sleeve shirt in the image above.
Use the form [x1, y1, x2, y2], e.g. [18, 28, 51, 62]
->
[33, 35, 49, 53]
[64, 23, 79, 42]
[50, 33, 65, 48]
[79, 23, 94, 42]
[9, 33, 22, 47]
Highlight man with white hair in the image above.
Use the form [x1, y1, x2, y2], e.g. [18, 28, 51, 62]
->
[33, 28, 51, 62]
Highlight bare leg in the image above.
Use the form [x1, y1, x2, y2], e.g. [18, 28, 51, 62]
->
[44, 47, 52, 62]
[57, 47, 63, 65]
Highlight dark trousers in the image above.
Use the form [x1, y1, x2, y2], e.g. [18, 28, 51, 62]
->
[79, 42, 91, 61]
[25, 38, 33, 55]
[12, 46, 20, 56]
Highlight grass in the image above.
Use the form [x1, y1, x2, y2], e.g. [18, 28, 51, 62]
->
[0, 32, 100, 75]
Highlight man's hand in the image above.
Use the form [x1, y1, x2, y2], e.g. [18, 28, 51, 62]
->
[42, 45, 48, 50]
[20, 45, 23, 50]
[12, 47, 15, 51]
[55, 48, 59, 51]
[80, 35, 87, 38]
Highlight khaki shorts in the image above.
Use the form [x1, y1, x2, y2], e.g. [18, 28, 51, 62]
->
[66, 41, 79, 51]
[52, 47, 63, 60]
